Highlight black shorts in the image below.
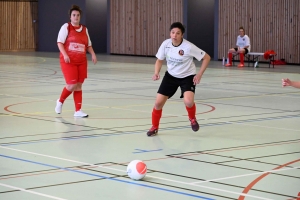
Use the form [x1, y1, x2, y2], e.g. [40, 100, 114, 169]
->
[234, 47, 249, 54]
[158, 71, 196, 99]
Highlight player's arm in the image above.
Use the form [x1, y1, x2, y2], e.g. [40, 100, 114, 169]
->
[57, 43, 70, 63]
[57, 24, 70, 63]
[86, 29, 97, 64]
[87, 46, 97, 64]
[194, 53, 210, 84]
[282, 79, 300, 89]
[153, 59, 164, 81]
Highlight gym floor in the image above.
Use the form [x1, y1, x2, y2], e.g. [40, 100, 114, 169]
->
[0, 52, 299, 200]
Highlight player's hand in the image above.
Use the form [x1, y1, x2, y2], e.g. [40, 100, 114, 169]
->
[152, 74, 160, 81]
[282, 78, 291, 87]
[92, 54, 97, 64]
[193, 74, 202, 85]
[63, 55, 70, 63]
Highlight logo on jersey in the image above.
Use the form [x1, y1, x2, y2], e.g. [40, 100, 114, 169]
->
[178, 50, 184, 56]
[69, 42, 85, 53]
[191, 87, 194, 91]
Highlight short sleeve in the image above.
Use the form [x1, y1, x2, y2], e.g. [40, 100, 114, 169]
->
[156, 40, 167, 60]
[86, 28, 92, 47]
[190, 43, 206, 61]
[57, 23, 69, 44]
[245, 36, 250, 46]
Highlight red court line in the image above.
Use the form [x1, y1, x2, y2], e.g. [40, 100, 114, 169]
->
[238, 159, 300, 200]
[3, 99, 215, 119]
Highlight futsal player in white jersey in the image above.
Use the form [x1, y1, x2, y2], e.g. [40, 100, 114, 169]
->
[147, 22, 211, 136]
[225, 26, 250, 67]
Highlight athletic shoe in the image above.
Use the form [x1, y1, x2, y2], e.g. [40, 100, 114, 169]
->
[190, 118, 200, 132]
[74, 110, 88, 118]
[147, 126, 158, 137]
[225, 63, 232, 67]
[55, 99, 63, 114]
[238, 63, 244, 67]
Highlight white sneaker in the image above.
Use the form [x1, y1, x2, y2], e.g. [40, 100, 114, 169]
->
[55, 99, 63, 114]
[74, 110, 88, 118]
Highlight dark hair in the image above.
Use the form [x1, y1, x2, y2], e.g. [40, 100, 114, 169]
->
[170, 22, 185, 34]
[69, 5, 82, 16]
[239, 26, 245, 31]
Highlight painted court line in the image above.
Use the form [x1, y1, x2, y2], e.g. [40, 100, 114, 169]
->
[0, 146, 279, 200]
[0, 183, 67, 200]
[0, 154, 213, 200]
[191, 166, 300, 184]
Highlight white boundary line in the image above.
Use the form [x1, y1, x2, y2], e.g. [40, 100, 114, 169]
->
[2, 146, 296, 200]
[0, 183, 67, 200]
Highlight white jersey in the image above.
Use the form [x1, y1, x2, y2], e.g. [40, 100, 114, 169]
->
[236, 35, 250, 51]
[57, 23, 92, 46]
[156, 38, 206, 78]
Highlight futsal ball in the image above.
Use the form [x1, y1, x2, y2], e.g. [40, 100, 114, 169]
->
[127, 160, 147, 180]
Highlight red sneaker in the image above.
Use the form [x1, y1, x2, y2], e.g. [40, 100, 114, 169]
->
[190, 118, 200, 132]
[147, 126, 158, 137]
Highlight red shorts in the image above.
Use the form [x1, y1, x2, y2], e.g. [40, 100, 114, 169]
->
[60, 61, 87, 84]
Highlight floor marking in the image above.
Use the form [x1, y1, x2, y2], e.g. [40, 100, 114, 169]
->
[133, 148, 163, 154]
[0, 146, 281, 200]
[191, 165, 300, 184]
[0, 182, 67, 200]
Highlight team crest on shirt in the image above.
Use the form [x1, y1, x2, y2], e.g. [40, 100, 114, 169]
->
[178, 50, 184, 56]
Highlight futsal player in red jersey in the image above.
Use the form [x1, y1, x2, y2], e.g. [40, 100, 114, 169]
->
[55, 5, 97, 117]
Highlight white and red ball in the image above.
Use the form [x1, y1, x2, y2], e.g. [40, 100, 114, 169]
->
[127, 160, 147, 180]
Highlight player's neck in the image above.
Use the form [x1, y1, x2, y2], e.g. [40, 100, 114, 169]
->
[71, 22, 80, 27]
[172, 39, 183, 47]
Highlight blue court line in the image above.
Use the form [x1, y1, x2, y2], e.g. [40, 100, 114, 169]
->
[1, 114, 299, 147]
[0, 154, 214, 200]
[133, 148, 163, 154]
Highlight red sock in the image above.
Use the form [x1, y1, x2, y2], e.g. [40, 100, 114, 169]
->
[239, 53, 244, 64]
[59, 87, 72, 103]
[228, 52, 233, 64]
[186, 103, 196, 119]
[152, 108, 162, 128]
[73, 90, 82, 111]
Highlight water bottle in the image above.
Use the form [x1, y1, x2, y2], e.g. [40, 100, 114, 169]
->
[222, 57, 225, 65]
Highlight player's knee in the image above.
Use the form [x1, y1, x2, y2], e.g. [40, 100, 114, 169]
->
[184, 100, 194, 108]
[154, 101, 164, 110]
[75, 83, 82, 91]
[65, 84, 77, 91]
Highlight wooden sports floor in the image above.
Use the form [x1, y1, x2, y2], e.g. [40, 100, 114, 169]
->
[0, 52, 299, 200]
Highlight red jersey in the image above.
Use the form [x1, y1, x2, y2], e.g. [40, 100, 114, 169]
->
[60, 23, 88, 64]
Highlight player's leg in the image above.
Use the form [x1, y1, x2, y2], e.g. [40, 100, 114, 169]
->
[73, 62, 88, 118]
[180, 75, 199, 132]
[237, 48, 247, 67]
[225, 48, 237, 67]
[55, 62, 78, 114]
[147, 94, 168, 136]
[147, 72, 178, 136]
